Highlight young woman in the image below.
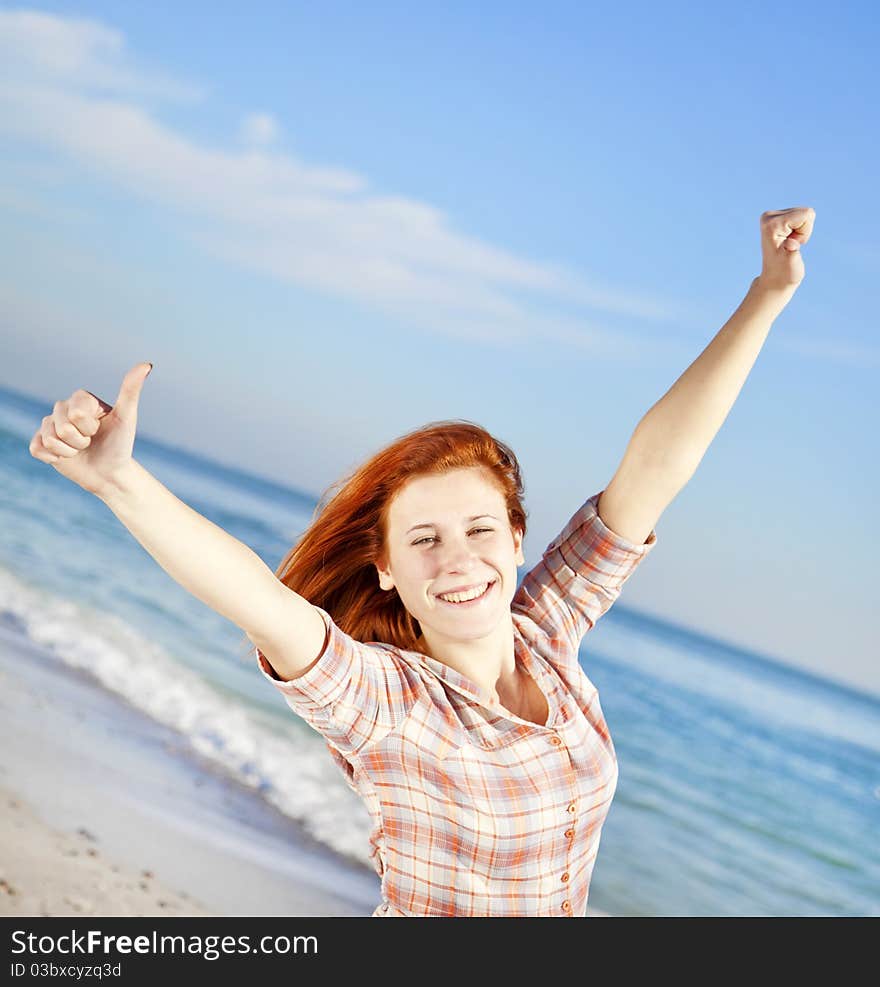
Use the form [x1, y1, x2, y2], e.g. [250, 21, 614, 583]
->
[28, 207, 814, 917]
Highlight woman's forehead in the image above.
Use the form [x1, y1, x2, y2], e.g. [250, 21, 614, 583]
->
[389, 469, 504, 524]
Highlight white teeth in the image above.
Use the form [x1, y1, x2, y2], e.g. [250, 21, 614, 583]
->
[438, 582, 491, 604]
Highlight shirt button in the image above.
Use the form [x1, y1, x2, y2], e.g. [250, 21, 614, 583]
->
[564, 829, 575, 839]
[561, 872, 570, 883]
[550, 735, 563, 746]
[562, 901, 571, 913]
[567, 803, 577, 814]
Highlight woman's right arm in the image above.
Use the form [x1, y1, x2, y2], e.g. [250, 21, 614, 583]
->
[99, 459, 327, 682]
[29, 362, 326, 683]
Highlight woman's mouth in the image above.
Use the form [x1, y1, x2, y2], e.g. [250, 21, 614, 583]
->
[435, 580, 497, 608]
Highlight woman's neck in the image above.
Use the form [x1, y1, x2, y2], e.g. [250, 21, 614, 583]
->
[415, 616, 518, 702]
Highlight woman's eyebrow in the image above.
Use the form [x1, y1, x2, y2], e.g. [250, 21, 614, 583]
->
[406, 514, 498, 535]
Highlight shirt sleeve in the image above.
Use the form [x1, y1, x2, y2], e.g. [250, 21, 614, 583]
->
[512, 490, 657, 656]
[255, 605, 422, 758]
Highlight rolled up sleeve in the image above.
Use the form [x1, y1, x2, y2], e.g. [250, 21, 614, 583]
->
[255, 605, 421, 757]
[513, 490, 657, 654]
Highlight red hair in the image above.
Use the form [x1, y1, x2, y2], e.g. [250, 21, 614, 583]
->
[239, 420, 528, 657]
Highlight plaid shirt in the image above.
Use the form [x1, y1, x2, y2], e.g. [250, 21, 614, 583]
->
[257, 490, 657, 916]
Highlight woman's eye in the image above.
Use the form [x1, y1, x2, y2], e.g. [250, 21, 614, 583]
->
[412, 528, 493, 546]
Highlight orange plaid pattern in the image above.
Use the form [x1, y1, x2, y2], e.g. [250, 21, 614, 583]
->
[256, 490, 657, 916]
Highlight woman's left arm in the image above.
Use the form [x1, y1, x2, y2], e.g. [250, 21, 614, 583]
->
[597, 206, 817, 546]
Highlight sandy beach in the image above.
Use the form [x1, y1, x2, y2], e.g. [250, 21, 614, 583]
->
[0, 619, 380, 918]
[0, 782, 212, 917]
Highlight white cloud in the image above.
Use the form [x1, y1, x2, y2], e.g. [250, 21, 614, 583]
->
[0, 9, 205, 102]
[0, 10, 711, 354]
[240, 111, 279, 147]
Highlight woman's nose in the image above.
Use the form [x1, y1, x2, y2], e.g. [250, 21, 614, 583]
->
[438, 537, 477, 572]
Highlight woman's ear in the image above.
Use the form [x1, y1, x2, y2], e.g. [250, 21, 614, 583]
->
[375, 558, 395, 591]
[514, 527, 525, 567]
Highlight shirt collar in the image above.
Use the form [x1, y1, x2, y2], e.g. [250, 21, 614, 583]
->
[404, 618, 559, 722]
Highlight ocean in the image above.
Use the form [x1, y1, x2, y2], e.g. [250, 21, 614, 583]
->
[1, 384, 877, 917]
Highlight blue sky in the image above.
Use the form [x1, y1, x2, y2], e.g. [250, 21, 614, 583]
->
[1, 2, 878, 697]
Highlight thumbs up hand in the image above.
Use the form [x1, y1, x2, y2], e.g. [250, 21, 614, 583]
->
[29, 362, 153, 498]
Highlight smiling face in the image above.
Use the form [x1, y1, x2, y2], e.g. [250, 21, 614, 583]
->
[375, 467, 525, 648]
